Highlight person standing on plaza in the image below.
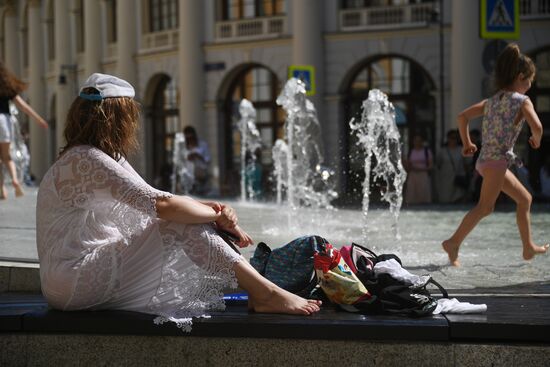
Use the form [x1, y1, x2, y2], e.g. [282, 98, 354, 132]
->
[436, 130, 468, 203]
[0, 62, 48, 199]
[442, 43, 548, 267]
[403, 133, 433, 205]
[36, 73, 321, 332]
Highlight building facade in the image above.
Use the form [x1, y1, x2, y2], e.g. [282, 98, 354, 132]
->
[1, 0, 549, 199]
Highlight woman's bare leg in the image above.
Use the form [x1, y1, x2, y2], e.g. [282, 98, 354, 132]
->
[233, 259, 321, 315]
[0, 143, 23, 197]
[0, 168, 6, 199]
[500, 170, 549, 260]
[442, 167, 506, 266]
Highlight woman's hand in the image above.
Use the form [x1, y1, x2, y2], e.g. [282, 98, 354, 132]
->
[215, 205, 238, 229]
[221, 225, 253, 248]
[462, 142, 477, 157]
[35, 117, 48, 129]
[200, 201, 223, 213]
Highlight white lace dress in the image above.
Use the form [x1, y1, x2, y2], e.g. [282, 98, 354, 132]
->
[36, 145, 241, 331]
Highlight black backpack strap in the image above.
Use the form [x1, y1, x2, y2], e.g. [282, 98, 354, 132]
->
[351, 242, 378, 260]
[426, 278, 448, 298]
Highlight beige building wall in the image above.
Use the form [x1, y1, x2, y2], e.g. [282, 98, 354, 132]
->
[1, 0, 549, 191]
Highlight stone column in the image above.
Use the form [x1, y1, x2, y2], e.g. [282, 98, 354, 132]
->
[84, 0, 102, 77]
[28, 0, 48, 179]
[292, 0, 324, 118]
[450, 1, 485, 128]
[54, 0, 73, 152]
[116, 0, 137, 86]
[178, 0, 204, 133]
[3, 6, 20, 76]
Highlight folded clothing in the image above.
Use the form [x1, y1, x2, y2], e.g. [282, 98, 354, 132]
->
[433, 297, 487, 314]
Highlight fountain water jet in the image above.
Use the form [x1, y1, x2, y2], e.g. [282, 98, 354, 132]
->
[273, 78, 337, 209]
[349, 89, 407, 241]
[171, 132, 194, 194]
[237, 99, 262, 201]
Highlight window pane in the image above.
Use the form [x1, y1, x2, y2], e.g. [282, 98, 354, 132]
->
[244, 0, 256, 18]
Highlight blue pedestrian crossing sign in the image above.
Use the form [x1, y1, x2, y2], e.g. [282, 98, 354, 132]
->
[288, 65, 316, 96]
[480, 0, 520, 39]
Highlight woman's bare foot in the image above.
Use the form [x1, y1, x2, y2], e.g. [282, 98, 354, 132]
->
[523, 243, 549, 260]
[13, 182, 24, 197]
[249, 288, 322, 316]
[0, 185, 6, 199]
[442, 239, 460, 267]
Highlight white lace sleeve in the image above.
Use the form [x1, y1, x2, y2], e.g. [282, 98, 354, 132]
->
[54, 146, 172, 240]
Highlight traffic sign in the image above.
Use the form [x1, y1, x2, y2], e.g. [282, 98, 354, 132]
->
[480, 0, 520, 39]
[288, 65, 316, 96]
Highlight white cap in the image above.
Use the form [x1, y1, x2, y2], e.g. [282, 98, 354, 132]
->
[79, 73, 135, 101]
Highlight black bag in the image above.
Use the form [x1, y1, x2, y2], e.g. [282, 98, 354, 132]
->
[343, 243, 448, 316]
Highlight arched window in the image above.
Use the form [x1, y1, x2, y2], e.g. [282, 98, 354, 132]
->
[342, 55, 435, 200]
[147, 75, 179, 191]
[149, 0, 178, 32]
[218, 0, 286, 20]
[221, 65, 282, 195]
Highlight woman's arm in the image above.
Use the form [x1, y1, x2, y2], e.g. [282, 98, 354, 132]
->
[13, 95, 48, 129]
[521, 99, 543, 149]
[155, 196, 253, 247]
[457, 100, 486, 157]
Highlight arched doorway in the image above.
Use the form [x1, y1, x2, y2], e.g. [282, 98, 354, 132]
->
[220, 64, 283, 196]
[527, 47, 550, 193]
[145, 74, 179, 191]
[341, 55, 436, 201]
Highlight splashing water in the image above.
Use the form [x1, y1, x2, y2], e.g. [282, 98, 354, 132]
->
[171, 132, 194, 194]
[349, 89, 407, 241]
[238, 99, 262, 201]
[273, 78, 338, 209]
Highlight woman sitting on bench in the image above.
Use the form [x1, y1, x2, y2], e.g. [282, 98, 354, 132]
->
[36, 73, 321, 331]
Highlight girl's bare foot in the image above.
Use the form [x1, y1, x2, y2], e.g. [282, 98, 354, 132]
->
[249, 288, 322, 316]
[0, 185, 6, 199]
[523, 243, 549, 261]
[13, 182, 24, 197]
[442, 239, 460, 267]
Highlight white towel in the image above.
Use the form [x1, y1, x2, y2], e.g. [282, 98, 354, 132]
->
[433, 298, 487, 314]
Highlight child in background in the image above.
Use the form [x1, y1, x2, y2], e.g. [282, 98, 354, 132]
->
[442, 43, 548, 267]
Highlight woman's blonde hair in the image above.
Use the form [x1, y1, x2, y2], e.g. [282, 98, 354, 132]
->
[0, 62, 26, 98]
[61, 88, 140, 160]
[494, 43, 536, 91]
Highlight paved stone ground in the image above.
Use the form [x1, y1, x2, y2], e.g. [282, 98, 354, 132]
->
[0, 186, 38, 261]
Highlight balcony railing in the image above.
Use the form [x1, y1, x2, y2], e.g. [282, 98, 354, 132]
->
[339, 3, 436, 31]
[140, 29, 179, 53]
[215, 15, 287, 42]
[520, 0, 550, 18]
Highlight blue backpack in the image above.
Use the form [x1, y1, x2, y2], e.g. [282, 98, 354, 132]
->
[250, 235, 327, 297]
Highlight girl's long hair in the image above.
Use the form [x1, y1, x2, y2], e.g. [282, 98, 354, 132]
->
[494, 43, 536, 91]
[0, 62, 27, 98]
[61, 88, 140, 160]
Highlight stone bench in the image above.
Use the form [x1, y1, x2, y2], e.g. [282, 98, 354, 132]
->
[1, 262, 550, 366]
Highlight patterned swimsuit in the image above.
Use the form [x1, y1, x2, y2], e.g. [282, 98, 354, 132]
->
[476, 91, 528, 174]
